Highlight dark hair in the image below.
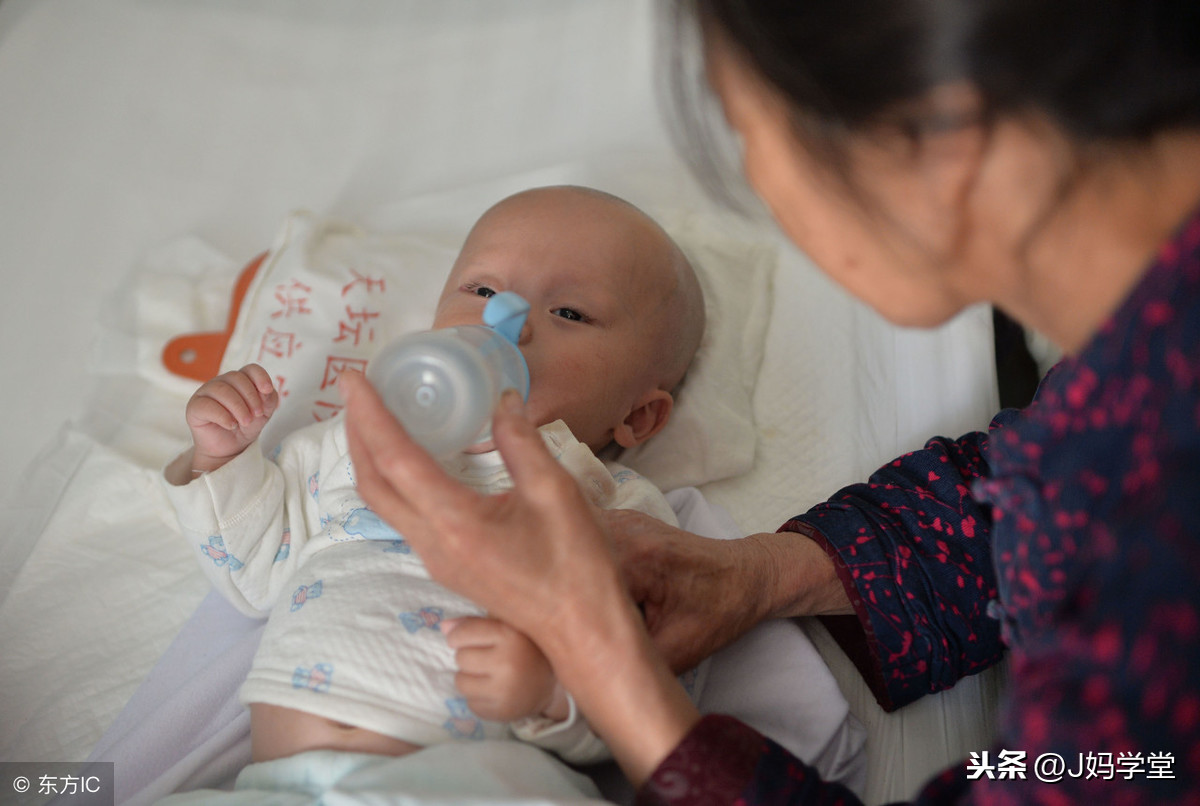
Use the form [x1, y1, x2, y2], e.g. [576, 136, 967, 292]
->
[664, 0, 1200, 203]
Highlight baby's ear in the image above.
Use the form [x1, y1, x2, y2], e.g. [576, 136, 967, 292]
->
[613, 389, 674, 449]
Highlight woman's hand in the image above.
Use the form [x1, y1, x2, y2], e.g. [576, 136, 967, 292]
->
[605, 509, 854, 674]
[604, 509, 776, 673]
[340, 370, 701, 785]
[340, 370, 613, 641]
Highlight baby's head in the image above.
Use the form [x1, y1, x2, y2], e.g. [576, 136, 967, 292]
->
[432, 185, 705, 454]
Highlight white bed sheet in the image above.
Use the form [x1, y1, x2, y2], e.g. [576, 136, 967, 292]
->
[0, 2, 1004, 803]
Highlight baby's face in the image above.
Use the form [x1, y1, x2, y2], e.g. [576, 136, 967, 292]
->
[432, 192, 674, 452]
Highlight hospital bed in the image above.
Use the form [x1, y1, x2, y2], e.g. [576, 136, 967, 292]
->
[0, 2, 1005, 803]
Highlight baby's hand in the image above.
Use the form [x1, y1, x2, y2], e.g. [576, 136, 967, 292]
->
[186, 364, 278, 473]
[445, 617, 568, 724]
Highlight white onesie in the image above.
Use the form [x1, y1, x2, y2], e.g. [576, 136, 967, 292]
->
[164, 415, 692, 764]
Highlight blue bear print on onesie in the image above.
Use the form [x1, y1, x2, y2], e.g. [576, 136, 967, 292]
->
[291, 580, 323, 611]
[612, 469, 639, 486]
[342, 507, 402, 541]
[399, 606, 443, 633]
[274, 527, 291, 563]
[443, 698, 484, 740]
[200, 536, 244, 571]
[293, 663, 333, 693]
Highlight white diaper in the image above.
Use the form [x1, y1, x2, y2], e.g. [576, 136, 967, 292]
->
[156, 744, 605, 804]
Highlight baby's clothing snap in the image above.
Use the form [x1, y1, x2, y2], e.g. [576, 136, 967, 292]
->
[164, 415, 680, 762]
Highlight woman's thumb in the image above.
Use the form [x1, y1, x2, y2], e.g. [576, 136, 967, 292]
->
[492, 389, 558, 485]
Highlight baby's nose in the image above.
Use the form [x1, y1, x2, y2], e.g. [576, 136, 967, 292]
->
[517, 320, 532, 346]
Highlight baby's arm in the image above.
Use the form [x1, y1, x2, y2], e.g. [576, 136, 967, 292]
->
[165, 364, 278, 485]
[163, 363, 317, 615]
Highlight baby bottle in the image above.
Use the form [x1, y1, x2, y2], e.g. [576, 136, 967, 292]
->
[367, 291, 530, 458]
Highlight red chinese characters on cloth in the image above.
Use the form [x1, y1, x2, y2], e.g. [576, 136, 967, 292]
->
[250, 266, 389, 424]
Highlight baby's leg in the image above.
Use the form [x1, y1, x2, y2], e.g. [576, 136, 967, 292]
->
[250, 703, 423, 762]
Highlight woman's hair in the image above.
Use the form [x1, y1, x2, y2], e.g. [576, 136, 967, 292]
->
[665, 0, 1200, 202]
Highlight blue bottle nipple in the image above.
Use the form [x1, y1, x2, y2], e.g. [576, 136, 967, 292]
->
[483, 291, 530, 351]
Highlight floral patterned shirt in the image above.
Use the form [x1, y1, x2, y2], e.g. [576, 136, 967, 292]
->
[640, 210, 1200, 805]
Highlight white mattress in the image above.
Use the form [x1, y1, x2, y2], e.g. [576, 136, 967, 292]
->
[0, 2, 1004, 803]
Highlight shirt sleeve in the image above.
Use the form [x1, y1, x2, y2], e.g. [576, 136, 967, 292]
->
[638, 715, 874, 806]
[162, 422, 329, 616]
[639, 715, 992, 806]
[510, 693, 611, 765]
[783, 409, 1019, 711]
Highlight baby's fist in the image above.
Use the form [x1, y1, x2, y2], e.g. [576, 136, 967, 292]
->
[445, 617, 562, 723]
[186, 364, 278, 471]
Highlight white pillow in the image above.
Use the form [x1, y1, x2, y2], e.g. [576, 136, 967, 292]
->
[217, 210, 775, 491]
[616, 208, 775, 489]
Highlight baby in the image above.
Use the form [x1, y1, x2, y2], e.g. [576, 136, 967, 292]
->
[163, 186, 706, 767]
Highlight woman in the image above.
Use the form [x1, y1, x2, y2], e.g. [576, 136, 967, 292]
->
[342, 0, 1200, 802]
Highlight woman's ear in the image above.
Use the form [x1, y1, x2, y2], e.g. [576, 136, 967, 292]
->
[612, 389, 674, 449]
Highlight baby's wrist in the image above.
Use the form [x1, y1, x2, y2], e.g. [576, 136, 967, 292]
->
[188, 441, 255, 477]
[165, 445, 234, 486]
[191, 451, 234, 475]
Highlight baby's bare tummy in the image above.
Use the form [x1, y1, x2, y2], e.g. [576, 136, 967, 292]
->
[249, 702, 423, 762]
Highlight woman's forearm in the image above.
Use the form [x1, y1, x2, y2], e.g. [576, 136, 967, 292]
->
[540, 565, 702, 787]
[545, 536, 845, 789]
[538, 532, 850, 788]
[747, 529, 854, 619]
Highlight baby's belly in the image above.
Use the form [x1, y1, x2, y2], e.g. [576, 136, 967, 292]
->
[249, 702, 422, 761]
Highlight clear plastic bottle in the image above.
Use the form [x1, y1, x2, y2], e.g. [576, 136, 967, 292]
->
[367, 291, 530, 458]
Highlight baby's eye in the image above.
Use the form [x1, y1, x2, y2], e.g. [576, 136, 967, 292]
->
[464, 283, 496, 299]
[552, 307, 588, 323]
